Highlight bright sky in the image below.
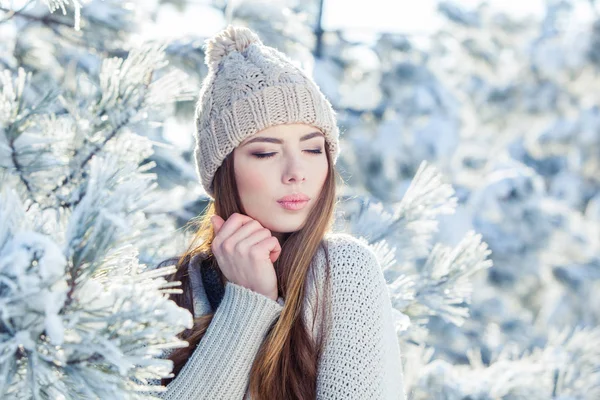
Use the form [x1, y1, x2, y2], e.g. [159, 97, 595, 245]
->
[322, 0, 546, 42]
[129, 0, 549, 45]
[4, 0, 591, 42]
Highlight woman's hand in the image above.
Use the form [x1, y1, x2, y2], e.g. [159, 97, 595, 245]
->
[210, 213, 281, 301]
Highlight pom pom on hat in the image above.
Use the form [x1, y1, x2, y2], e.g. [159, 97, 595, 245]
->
[204, 24, 263, 71]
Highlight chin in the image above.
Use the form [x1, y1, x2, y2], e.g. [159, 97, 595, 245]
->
[263, 219, 306, 234]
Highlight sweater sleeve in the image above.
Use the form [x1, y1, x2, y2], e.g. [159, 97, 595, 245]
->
[157, 281, 283, 399]
[316, 237, 407, 400]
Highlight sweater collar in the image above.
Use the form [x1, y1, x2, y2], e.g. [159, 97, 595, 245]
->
[188, 254, 224, 313]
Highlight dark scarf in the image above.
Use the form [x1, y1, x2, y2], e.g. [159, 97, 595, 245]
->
[198, 258, 225, 312]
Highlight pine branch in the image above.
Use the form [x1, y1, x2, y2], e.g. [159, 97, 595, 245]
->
[43, 96, 145, 206]
[1, 68, 62, 209]
[0, 1, 36, 24]
[0, 6, 75, 28]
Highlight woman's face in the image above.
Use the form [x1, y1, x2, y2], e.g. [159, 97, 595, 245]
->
[233, 123, 328, 237]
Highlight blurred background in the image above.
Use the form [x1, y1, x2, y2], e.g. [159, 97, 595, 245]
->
[2, 0, 600, 398]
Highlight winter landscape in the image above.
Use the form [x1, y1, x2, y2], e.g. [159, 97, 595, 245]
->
[1, 0, 599, 398]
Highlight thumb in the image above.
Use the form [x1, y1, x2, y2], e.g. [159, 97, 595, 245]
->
[211, 215, 224, 233]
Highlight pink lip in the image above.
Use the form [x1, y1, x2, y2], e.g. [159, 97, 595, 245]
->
[277, 193, 310, 202]
[278, 200, 309, 211]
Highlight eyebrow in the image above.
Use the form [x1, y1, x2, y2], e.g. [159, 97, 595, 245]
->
[241, 131, 324, 147]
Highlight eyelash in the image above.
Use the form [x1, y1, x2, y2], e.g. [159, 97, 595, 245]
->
[252, 149, 323, 159]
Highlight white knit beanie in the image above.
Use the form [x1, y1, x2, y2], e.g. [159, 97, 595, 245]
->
[193, 24, 340, 199]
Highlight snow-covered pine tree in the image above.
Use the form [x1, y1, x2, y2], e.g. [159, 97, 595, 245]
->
[0, 1, 198, 398]
[5, 0, 599, 398]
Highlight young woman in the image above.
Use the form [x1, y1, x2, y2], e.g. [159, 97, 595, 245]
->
[153, 25, 407, 400]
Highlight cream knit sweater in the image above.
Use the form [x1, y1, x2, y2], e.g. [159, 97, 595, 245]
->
[151, 232, 407, 399]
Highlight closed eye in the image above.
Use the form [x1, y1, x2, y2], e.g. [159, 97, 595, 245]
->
[253, 149, 323, 159]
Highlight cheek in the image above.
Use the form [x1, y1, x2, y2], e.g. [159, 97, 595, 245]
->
[314, 157, 329, 184]
[235, 165, 270, 194]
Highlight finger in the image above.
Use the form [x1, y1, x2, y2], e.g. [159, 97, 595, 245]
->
[236, 227, 272, 253]
[213, 213, 254, 243]
[269, 238, 282, 263]
[227, 220, 265, 246]
[253, 236, 281, 263]
[211, 215, 224, 234]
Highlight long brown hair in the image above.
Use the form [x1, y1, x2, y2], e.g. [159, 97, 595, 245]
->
[160, 136, 341, 399]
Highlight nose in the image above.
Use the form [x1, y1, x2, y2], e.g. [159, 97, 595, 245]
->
[283, 155, 306, 184]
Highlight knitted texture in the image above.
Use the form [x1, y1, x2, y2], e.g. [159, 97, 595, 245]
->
[199, 262, 225, 311]
[151, 232, 407, 400]
[194, 25, 341, 198]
